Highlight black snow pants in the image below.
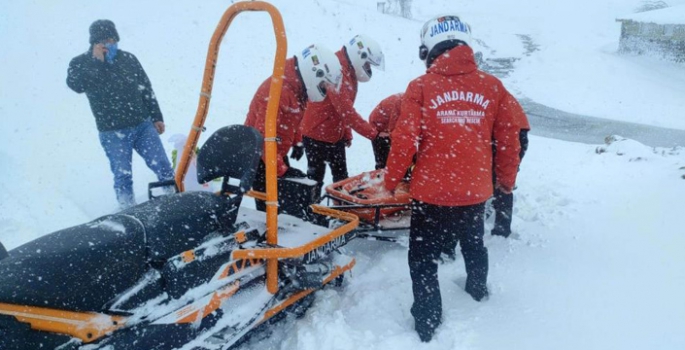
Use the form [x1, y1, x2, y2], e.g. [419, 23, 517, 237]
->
[408, 200, 488, 340]
[491, 187, 514, 236]
[491, 129, 529, 237]
[372, 136, 391, 170]
[303, 136, 348, 198]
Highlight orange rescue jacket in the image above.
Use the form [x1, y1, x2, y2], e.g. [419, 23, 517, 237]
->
[384, 46, 523, 206]
[244, 58, 306, 176]
[369, 93, 403, 135]
[300, 49, 378, 144]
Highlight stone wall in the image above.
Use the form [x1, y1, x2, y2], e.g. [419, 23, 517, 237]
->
[618, 20, 685, 61]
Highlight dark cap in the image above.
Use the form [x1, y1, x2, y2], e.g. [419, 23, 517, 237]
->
[89, 20, 120, 45]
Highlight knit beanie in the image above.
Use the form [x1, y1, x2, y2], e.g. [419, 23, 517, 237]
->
[89, 20, 120, 45]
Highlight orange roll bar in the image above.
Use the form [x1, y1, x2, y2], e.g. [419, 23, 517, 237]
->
[172, 1, 286, 294]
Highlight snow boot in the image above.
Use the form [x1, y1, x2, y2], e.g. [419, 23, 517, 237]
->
[463, 245, 489, 301]
[411, 304, 441, 343]
[490, 226, 511, 238]
[115, 189, 136, 211]
[465, 282, 489, 302]
[415, 321, 437, 343]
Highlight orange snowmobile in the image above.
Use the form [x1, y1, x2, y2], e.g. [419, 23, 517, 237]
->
[0, 2, 359, 349]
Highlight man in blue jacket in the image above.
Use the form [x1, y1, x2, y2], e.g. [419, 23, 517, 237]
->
[67, 20, 174, 210]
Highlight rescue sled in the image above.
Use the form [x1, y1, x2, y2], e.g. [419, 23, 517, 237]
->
[0, 2, 358, 349]
[322, 169, 412, 242]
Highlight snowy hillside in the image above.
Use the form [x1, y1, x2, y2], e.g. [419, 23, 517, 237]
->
[1, 0, 685, 349]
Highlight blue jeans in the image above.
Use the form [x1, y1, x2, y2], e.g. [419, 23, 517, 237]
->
[99, 121, 174, 208]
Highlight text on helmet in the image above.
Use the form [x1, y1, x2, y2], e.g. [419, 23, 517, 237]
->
[429, 18, 470, 38]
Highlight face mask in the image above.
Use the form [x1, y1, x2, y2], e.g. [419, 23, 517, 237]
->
[105, 42, 118, 63]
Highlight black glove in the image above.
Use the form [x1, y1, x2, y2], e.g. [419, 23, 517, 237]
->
[290, 144, 304, 161]
[282, 166, 307, 178]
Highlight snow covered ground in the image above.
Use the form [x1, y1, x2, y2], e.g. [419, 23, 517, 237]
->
[260, 136, 685, 350]
[1, 0, 684, 349]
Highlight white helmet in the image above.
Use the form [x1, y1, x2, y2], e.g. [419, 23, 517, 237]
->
[344, 35, 385, 83]
[419, 15, 472, 65]
[296, 44, 343, 102]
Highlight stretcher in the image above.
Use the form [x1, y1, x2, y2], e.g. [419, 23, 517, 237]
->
[322, 169, 412, 242]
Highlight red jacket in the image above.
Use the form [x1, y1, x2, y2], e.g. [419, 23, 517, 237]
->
[244, 58, 306, 176]
[384, 46, 523, 206]
[516, 103, 531, 131]
[300, 49, 378, 144]
[369, 93, 403, 135]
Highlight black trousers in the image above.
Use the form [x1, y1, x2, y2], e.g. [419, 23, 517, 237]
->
[408, 200, 488, 333]
[372, 136, 391, 170]
[491, 129, 529, 237]
[491, 188, 514, 236]
[303, 136, 349, 197]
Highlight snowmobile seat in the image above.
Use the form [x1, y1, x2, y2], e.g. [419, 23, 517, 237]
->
[120, 191, 241, 263]
[0, 215, 148, 312]
[0, 126, 263, 312]
[120, 125, 263, 263]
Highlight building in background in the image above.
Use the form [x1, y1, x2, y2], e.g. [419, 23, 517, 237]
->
[616, 4, 685, 62]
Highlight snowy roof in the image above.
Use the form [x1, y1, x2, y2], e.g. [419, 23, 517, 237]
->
[617, 4, 685, 25]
